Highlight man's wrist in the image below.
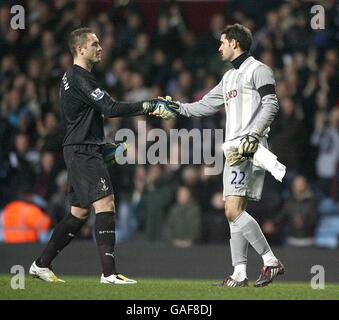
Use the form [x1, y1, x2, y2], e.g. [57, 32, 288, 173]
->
[251, 128, 263, 138]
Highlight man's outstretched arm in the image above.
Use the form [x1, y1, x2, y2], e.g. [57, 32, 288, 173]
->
[178, 80, 225, 117]
[75, 73, 153, 117]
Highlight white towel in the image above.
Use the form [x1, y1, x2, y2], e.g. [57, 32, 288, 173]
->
[223, 141, 286, 182]
[253, 144, 286, 182]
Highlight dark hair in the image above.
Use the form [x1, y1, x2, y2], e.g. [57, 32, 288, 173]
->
[221, 24, 253, 52]
[68, 27, 93, 57]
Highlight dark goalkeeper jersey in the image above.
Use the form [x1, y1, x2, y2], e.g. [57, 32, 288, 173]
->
[60, 64, 144, 146]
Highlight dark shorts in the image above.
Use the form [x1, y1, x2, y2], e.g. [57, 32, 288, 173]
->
[63, 145, 113, 208]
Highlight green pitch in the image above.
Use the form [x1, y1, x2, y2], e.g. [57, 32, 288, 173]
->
[0, 275, 338, 300]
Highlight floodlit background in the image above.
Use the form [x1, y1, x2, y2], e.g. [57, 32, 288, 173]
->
[0, 0, 338, 280]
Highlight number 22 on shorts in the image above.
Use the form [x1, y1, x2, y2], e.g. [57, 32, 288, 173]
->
[231, 170, 246, 186]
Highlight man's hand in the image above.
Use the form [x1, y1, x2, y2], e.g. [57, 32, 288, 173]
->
[103, 142, 128, 167]
[226, 146, 248, 166]
[238, 132, 261, 156]
[143, 96, 179, 120]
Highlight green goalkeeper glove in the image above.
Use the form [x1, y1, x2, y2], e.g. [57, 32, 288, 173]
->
[103, 142, 128, 167]
[143, 96, 180, 120]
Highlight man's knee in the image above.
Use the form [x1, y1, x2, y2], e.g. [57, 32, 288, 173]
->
[71, 206, 91, 219]
[224, 196, 247, 222]
[93, 194, 115, 213]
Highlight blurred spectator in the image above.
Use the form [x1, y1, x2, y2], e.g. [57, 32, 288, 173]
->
[117, 10, 144, 51]
[141, 165, 176, 242]
[198, 13, 225, 61]
[115, 195, 138, 243]
[247, 174, 284, 245]
[263, 175, 318, 247]
[181, 30, 199, 73]
[315, 197, 339, 249]
[284, 11, 312, 52]
[201, 191, 228, 243]
[150, 48, 170, 86]
[36, 111, 63, 154]
[181, 166, 203, 201]
[311, 108, 339, 198]
[1, 191, 51, 243]
[164, 186, 201, 248]
[7, 132, 37, 198]
[124, 72, 150, 101]
[131, 165, 147, 225]
[41, 30, 60, 60]
[128, 32, 152, 80]
[167, 1, 187, 33]
[252, 10, 284, 56]
[270, 97, 307, 176]
[193, 74, 217, 101]
[34, 151, 59, 200]
[10, 132, 40, 171]
[48, 170, 69, 227]
[152, 13, 181, 59]
[174, 70, 194, 101]
[4, 89, 32, 132]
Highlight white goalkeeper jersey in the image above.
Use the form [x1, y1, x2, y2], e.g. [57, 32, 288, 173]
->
[178, 54, 279, 142]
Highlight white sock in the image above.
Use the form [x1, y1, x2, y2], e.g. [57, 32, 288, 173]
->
[231, 263, 247, 281]
[262, 250, 278, 266]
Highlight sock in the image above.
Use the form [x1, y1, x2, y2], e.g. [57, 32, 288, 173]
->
[234, 211, 275, 260]
[95, 211, 117, 277]
[229, 221, 248, 281]
[262, 250, 279, 266]
[231, 264, 247, 281]
[36, 213, 87, 268]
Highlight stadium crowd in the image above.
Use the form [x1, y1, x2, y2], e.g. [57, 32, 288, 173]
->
[0, 0, 338, 248]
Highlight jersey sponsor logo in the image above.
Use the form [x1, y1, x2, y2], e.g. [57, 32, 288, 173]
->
[225, 89, 237, 101]
[90, 88, 104, 101]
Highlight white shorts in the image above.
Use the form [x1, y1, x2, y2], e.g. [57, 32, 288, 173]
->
[222, 138, 267, 201]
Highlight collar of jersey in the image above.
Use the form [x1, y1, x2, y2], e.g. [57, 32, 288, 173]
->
[231, 52, 251, 69]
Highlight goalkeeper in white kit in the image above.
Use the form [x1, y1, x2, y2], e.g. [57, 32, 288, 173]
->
[151, 24, 284, 287]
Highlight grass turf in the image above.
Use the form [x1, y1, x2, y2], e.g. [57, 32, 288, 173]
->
[0, 275, 338, 300]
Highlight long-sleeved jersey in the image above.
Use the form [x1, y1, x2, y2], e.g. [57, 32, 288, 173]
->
[60, 64, 144, 146]
[178, 54, 279, 141]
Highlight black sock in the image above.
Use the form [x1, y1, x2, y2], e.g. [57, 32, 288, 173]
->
[36, 213, 87, 268]
[95, 211, 117, 277]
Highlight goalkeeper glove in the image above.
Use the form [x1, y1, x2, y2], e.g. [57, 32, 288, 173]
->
[103, 142, 128, 167]
[238, 131, 261, 156]
[143, 96, 179, 120]
[226, 146, 248, 167]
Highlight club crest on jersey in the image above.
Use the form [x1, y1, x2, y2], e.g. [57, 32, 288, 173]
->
[225, 89, 238, 101]
[90, 88, 104, 101]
